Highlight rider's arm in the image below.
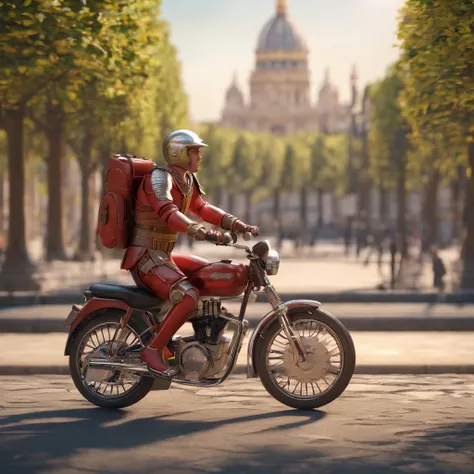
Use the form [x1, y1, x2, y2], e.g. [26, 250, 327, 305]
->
[189, 187, 240, 231]
[146, 170, 205, 238]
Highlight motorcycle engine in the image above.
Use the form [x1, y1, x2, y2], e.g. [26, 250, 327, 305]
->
[173, 299, 234, 381]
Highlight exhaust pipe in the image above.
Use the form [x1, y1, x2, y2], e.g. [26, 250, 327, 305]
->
[88, 358, 151, 374]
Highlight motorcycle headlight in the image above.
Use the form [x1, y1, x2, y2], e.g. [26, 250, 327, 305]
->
[265, 249, 280, 275]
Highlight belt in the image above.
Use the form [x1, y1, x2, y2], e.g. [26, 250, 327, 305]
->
[131, 228, 176, 253]
[135, 223, 176, 238]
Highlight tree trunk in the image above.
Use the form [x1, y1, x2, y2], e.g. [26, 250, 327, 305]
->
[379, 186, 388, 221]
[331, 192, 340, 227]
[358, 128, 371, 221]
[227, 193, 235, 216]
[0, 169, 4, 234]
[244, 192, 252, 224]
[396, 156, 408, 258]
[273, 189, 280, 220]
[421, 167, 440, 252]
[0, 105, 39, 291]
[460, 141, 474, 289]
[317, 188, 324, 228]
[78, 165, 93, 259]
[300, 186, 307, 230]
[77, 133, 95, 260]
[451, 168, 464, 243]
[215, 186, 223, 208]
[45, 104, 67, 260]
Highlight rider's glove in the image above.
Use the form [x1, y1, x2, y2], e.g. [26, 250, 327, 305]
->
[205, 230, 233, 244]
[233, 220, 260, 238]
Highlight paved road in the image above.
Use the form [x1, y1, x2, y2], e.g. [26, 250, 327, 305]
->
[0, 375, 473, 474]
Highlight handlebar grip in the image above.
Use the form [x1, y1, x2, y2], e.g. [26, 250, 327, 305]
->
[205, 232, 220, 243]
[222, 232, 234, 245]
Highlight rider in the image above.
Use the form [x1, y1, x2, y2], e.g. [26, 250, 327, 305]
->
[121, 129, 259, 379]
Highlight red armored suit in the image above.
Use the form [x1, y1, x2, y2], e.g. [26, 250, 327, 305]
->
[121, 130, 258, 379]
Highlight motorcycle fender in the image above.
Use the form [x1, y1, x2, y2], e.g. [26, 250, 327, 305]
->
[64, 298, 131, 356]
[246, 299, 321, 378]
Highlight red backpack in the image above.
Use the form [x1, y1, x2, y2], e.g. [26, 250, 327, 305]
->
[97, 154, 155, 249]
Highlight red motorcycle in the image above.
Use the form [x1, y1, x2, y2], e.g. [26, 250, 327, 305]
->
[65, 234, 356, 409]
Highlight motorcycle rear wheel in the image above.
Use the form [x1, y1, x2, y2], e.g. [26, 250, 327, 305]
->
[69, 311, 154, 409]
[255, 308, 355, 410]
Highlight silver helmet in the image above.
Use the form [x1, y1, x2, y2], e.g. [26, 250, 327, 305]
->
[162, 129, 208, 165]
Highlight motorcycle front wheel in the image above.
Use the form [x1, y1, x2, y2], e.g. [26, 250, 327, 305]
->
[69, 311, 154, 409]
[255, 308, 356, 410]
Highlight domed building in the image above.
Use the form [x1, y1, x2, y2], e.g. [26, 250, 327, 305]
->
[221, 0, 354, 135]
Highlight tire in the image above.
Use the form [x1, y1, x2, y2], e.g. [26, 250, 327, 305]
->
[255, 308, 356, 410]
[69, 311, 154, 409]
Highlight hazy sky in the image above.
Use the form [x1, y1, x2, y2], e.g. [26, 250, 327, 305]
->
[161, 0, 405, 122]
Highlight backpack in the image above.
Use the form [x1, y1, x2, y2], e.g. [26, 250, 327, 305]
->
[97, 154, 155, 249]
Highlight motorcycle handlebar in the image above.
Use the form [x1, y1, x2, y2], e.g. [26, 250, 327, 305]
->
[205, 231, 235, 245]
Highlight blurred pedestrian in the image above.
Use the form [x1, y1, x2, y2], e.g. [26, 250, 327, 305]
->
[274, 218, 284, 252]
[343, 217, 353, 257]
[430, 247, 446, 297]
[355, 214, 368, 259]
[389, 231, 398, 289]
[309, 222, 319, 251]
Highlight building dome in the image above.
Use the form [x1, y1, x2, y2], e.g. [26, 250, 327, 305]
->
[225, 72, 244, 108]
[226, 85, 244, 105]
[256, 0, 307, 53]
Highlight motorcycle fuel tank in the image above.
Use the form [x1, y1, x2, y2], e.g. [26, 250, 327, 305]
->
[189, 261, 248, 297]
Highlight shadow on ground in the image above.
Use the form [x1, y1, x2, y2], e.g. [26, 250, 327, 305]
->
[0, 407, 325, 473]
[0, 406, 472, 473]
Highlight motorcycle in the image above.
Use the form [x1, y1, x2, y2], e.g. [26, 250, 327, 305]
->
[65, 233, 356, 410]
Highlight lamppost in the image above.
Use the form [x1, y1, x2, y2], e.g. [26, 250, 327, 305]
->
[347, 65, 358, 196]
[358, 86, 372, 226]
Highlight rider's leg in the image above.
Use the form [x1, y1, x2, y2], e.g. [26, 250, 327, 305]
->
[141, 280, 198, 376]
[135, 254, 199, 378]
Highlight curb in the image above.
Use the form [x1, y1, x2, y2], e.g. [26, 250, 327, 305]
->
[2, 364, 474, 376]
[257, 292, 474, 304]
[1, 291, 474, 307]
[2, 316, 474, 333]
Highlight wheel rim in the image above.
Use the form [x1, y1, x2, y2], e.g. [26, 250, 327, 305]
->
[265, 318, 344, 400]
[76, 322, 144, 399]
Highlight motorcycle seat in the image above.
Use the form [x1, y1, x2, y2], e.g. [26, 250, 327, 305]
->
[89, 284, 164, 309]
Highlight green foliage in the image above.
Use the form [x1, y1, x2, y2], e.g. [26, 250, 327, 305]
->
[279, 144, 299, 191]
[368, 66, 410, 189]
[197, 124, 238, 198]
[195, 125, 349, 201]
[0, 1, 159, 110]
[398, 0, 474, 149]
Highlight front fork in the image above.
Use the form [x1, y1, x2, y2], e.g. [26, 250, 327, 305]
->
[263, 284, 307, 362]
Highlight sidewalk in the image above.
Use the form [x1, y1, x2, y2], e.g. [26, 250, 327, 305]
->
[1, 241, 473, 306]
[1, 302, 474, 333]
[1, 331, 473, 375]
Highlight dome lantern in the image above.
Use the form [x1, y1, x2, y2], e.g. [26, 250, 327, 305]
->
[256, 1, 308, 55]
[276, 0, 287, 15]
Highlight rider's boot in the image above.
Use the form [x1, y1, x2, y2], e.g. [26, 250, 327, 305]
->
[141, 289, 198, 380]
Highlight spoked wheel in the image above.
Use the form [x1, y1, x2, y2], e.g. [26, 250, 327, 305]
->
[255, 309, 356, 409]
[69, 312, 154, 408]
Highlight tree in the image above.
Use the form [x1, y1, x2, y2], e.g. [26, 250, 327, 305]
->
[309, 136, 327, 228]
[0, 0, 163, 286]
[398, 0, 474, 287]
[195, 125, 230, 203]
[253, 134, 283, 224]
[227, 134, 254, 215]
[358, 85, 373, 218]
[369, 66, 410, 257]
